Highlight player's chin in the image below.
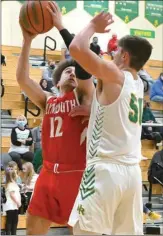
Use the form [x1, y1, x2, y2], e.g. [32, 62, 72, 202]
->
[68, 81, 77, 88]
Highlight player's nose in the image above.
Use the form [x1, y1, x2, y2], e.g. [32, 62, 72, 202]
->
[69, 72, 75, 79]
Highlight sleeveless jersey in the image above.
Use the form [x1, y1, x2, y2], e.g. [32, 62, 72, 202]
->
[87, 71, 144, 165]
[42, 90, 87, 165]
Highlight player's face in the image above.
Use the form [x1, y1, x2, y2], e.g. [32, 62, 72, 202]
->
[59, 66, 78, 90]
[113, 47, 123, 66]
[114, 47, 130, 69]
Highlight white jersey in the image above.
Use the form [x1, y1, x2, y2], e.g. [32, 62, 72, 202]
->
[87, 71, 144, 165]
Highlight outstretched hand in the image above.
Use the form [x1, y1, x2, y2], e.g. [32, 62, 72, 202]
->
[47, 1, 64, 31]
[69, 105, 91, 123]
[90, 11, 114, 33]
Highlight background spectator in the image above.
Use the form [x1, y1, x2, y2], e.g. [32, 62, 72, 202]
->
[90, 37, 101, 56]
[32, 149, 43, 174]
[150, 72, 163, 102]
[32, 121, 42, 153]
[42, 60, 55, 81]
[138, 67, 154, 90]
[107, 34, 118, 60]
[8, 115, 34, 170]
[143, 204, 161, 221]
[42, 60, 56, 89]
[1, 54, 6, 97]
[1, 54, 6, 66]
[21, 162, 38, 212]
[39, 78, 59, 96]
[61, 33, 75, 61]
[39, 79, 51, 92]
[4, 161, 22, 185]
[148, 145, 163, 184]
[3, 169, 21, 235]
[142, 101, 162, 149]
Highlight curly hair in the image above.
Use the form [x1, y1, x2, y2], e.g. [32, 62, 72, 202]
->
[52, 59, 76, 86]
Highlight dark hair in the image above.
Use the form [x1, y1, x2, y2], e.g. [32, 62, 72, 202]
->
[118, 35, 153, 71]
[52, 59, 76, 86]
[39, 79, 48, 90]
[93, 36, 98, 40]
[160, 72, 163, 77]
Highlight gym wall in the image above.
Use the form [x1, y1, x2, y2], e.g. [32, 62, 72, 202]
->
[2, 1, 163, 61]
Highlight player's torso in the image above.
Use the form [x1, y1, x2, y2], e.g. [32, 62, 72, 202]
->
[87, 71, 144, 165]
[42, 90, 87, 165]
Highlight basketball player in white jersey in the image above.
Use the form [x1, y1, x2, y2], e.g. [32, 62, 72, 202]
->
[67, 12, 153, 235]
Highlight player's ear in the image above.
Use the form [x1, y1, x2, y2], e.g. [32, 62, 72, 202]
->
[121, 51, 129, 62]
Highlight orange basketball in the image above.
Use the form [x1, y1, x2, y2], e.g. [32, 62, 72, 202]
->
[19, 1, 54, 34]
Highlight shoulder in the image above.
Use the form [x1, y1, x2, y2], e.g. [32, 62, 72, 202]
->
[7, 182, 17, 190]
[32, 174, 39, 181]
[12, 127, 17, 132]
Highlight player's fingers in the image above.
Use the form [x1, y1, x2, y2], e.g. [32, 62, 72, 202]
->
[69, 109, 86, 117]
[108, 19, 114, 25]
[47, 6, 54, 15]
[48, 1, 59, 13]
[52, 1, 60, 12]
[70, 111, 83, 117]
[82, 117, 89, 124]
[104, 29, 111, 33]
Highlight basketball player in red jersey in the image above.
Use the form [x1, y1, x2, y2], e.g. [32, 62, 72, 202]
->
[16, 19, 94, 236]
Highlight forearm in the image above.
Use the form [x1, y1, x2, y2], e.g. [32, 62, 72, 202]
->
[60, 29, 73, 49]
[16, 40, 31, 84]
[59, 28, 91, 80]
[70, 23, 95, 54]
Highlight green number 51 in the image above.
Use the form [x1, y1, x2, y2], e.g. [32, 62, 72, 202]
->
[129, 93, 143, 125]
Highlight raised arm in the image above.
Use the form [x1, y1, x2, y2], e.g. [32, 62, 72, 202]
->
[69, 12, 124, 86]
[16, 28, 47, 110]
[47, 2, 94, 99]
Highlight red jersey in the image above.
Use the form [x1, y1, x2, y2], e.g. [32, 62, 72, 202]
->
[42, 90, 87, 166]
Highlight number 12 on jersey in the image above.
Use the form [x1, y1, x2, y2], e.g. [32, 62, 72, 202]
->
[50, 117, 63, 137]
[129, 93, 143, 125]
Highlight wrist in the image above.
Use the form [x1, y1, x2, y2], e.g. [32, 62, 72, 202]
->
[57, 24, 64, 31]
[88, 22, 96, 32]
[23, 39, 32, 46]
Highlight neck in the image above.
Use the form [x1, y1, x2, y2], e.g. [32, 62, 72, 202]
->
[18, 126, 25, 130]
[119, 65, 138, 80]
[59, 87, 73, 96]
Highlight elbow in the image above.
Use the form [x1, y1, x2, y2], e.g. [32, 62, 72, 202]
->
[69, 42, 81, 59]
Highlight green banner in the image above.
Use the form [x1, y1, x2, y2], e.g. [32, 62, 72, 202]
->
[56, 1, 77, 15]
[16, 0, 25, 3]
[145, 1, 163, 27]
[84, 1, 109, 17]
[16, 0, 77, 15]
[130, 29, 155, 38]
[115, 1, 139, 23]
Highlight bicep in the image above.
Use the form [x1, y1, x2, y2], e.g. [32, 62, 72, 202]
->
[76, 78, 95, 101]
[18, 78, 47, 110]
[11, 129, 21, 146]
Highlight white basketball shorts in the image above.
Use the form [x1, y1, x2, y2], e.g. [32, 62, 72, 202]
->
[68, 162, 143, 235]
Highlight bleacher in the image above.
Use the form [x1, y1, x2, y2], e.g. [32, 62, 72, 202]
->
[1, 45, 163, 233]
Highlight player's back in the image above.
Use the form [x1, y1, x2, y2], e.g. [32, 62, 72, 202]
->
[87, 71, 144, 165]
[42, 90, 87, 165]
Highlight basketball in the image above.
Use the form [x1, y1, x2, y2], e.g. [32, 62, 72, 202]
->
[19, 1, 54, 34]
